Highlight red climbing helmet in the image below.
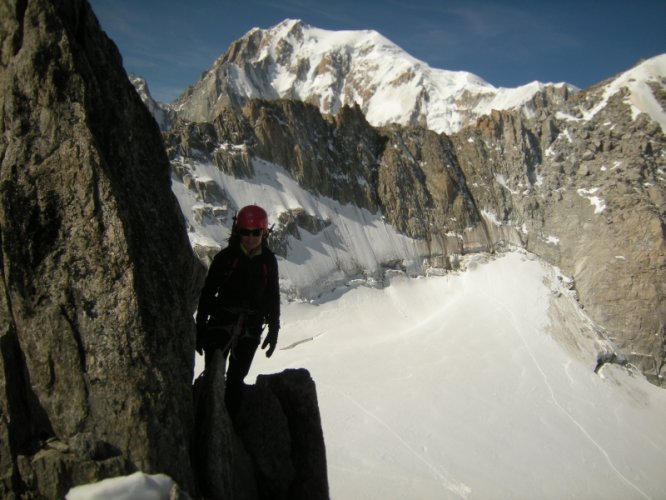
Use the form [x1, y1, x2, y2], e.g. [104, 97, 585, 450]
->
[235, 205, 268, 229]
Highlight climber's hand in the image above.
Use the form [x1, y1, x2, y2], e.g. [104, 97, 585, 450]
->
[261, 329, 278, 358]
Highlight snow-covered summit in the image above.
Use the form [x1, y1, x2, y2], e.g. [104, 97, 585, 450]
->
[175, 19, 571, 134]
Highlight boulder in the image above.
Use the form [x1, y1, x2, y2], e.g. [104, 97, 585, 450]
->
[193, 364, 329, 500]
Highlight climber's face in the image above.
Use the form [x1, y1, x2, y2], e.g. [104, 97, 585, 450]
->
[239, 227, 263, 253]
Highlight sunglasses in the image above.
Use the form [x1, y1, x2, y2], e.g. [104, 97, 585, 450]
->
[238, 228, 263, 237]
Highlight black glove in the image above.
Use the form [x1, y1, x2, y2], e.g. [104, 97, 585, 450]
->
[195, 322, 208, 355]
[261, 329, 278, 358]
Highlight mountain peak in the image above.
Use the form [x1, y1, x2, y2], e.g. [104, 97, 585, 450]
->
[176, 20, 574, 133]
[272, 17, 306, 33]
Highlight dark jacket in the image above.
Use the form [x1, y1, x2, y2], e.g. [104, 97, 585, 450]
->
[196, 242, 280, 335]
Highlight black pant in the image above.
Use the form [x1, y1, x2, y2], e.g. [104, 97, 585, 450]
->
[204, 323, 261, 415]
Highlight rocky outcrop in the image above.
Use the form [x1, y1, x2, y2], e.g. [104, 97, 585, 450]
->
[191, 351, 237, 498]
[253, 369, 329, 500]
[166, 100, 384, 212]
[193, 355, 329, 500]
[0, 0, 205, 496]
[0, 0, 159, 497]
[165, 98, 494, 266]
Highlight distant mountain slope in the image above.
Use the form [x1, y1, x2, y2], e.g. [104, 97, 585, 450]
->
[156, 45, 666, 386]
[173, 19, 573, 134]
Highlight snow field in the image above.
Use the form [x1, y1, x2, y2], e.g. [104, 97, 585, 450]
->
[246, 252, 666, 500]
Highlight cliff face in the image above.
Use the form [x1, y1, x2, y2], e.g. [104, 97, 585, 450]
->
[0, 0, 203, 496]
[451, 85, 665, 382]
[167, 100, 383, 213]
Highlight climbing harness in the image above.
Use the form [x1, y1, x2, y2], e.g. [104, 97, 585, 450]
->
[206, 306, 261, 357]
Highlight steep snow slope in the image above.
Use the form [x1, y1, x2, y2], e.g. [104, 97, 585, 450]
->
[171, 156, 429, 300]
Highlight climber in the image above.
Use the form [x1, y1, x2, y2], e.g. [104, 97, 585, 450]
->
[195, 204, 280, 415]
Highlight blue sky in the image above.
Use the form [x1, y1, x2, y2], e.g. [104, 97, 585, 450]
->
[89, 0, 665, 103]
